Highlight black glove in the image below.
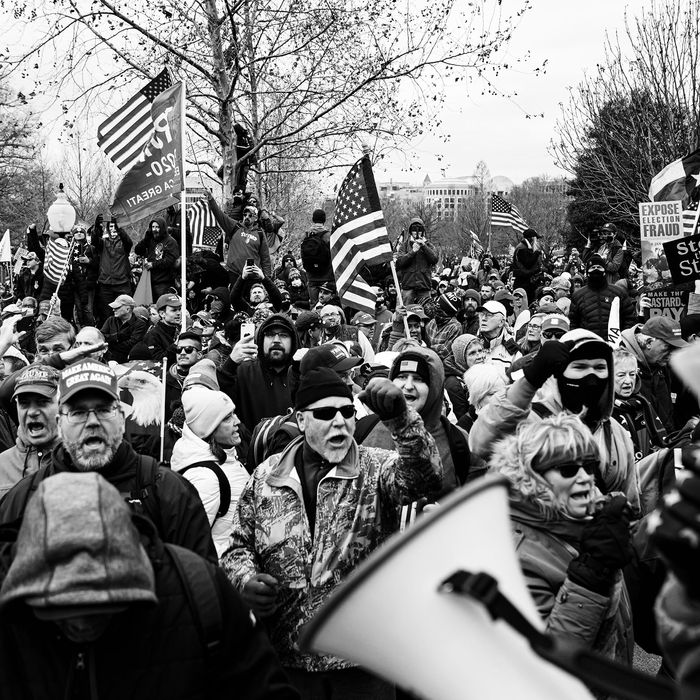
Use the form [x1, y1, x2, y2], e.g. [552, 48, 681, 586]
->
[358, 378, 407, 421]
[522, 340, 571, 389]
[649, 447, 700, 599]
[567, 495, 633, 594]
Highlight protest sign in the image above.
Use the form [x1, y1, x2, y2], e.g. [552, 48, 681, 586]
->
[643, 288, 688, 322]
[111, 82, 184, 225]
[639, 201, 682, 286]
[663, 232, 700, 285]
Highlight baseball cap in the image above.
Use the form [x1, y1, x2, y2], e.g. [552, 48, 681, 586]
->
[155, 293, 181, 310]
[494, 289, 514, 303]
[405, 304, 428, 320]
[58, 361, 120, 405]
[108, 294, 136, 309]
[476, 300, 507, 317]
[641, 317, 689, 348]
[299, 344, 362, 374]
[21, 252, 39, 263]
[13, 366, 60, 401]
[319, 282, 336, 294]
[354, 313, 375, 326]
[437, 292, 460, 316]
[462, 290, 481, 303]
[523, 228, 539, 239]
[541, 315, 571, 334]
[551, 277, 571, 292]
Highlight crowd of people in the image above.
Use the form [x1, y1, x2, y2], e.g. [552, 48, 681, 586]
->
[0, 204, 698, 699]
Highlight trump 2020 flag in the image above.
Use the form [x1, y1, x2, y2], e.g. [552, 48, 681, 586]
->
[330, 155, 392, 313]
[110, 82, 184, 226]
[649, 147, 700, 203]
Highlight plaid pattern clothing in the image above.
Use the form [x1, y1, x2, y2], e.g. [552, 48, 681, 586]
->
[425, 317, 463, 361]
[221, 409, 442, 671]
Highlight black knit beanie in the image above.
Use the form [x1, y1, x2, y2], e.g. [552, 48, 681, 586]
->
[295, 367, 352, 410]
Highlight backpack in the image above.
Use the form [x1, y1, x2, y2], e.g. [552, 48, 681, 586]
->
[179, 461, 231, 520]
[248, 409, 300, 471]
[300, 229, 331, 274]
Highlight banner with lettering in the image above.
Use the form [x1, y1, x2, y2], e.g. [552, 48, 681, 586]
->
[110, 82, 184, 225]
[639, 201, 682, 286]
[663, 232, 700, 286]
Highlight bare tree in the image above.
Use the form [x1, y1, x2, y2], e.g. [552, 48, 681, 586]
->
[3, 0, 540, 210]
[551, 0, 700, 232]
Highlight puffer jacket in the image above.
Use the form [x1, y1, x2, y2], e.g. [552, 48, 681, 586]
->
[395, 218, 438, 291]
[171, 424, 251, 559]
[569, 282, 636, 340]
[469, 329, 641, 515]
[0, 473, 296, 700]
[510, 499, 633, 664]
[221, 408, 442, 672]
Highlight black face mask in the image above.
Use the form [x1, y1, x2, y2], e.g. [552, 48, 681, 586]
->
[587, 269, 606, 289]
[558, 373, 608, 429]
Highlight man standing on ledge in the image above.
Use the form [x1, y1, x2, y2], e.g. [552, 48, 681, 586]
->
[222, 367, 442, 698]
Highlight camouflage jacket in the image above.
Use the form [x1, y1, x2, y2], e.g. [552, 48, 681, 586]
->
[221, 408, 442, 671]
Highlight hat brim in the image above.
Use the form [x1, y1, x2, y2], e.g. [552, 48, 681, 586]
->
[406, 312, 427, 321]
[59, 385, 121, 406]
[666, 337, 690, 349]
[13, 385, 57, 401]
[30, 603, 134, 620]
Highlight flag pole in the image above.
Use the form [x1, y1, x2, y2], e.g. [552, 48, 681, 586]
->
[179, 78, 187, 335]
[159, 360, 168, 463]
[486, 192, 492, 254]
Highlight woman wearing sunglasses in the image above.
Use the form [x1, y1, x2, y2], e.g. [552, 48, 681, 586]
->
[490, 412, 634, 665]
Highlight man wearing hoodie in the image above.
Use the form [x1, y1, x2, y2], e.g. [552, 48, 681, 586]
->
[144, 293, 182, 366]
[0, 360, 217, 562]
[356, 347, 475, 492]
[0, 471, 299, 699]
[424, 291, 462, 361]
[134, 217, 179, 299]
[569, 254, 637, 340]
[217, 313, 298, 433]
[511, 228, 543, 299]
[300, 209, 333, 307]
[469, 329, 641, 514]
[395, 218, 438, 304]
[92, 215, 133, 325]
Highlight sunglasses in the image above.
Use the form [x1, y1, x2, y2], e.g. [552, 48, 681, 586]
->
[541, 330, 565, 339]
[176, 346, 199, 355]
[303, 405, 355, 421]
[550, 460, 598, 479]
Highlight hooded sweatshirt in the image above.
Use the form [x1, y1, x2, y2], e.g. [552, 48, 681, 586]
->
[395, 217, 438, 291]
[134, 217, 179, 288]
[469, 329, 640, 514]
[443, 334, 479, 420]
[358, 346, 470, 492]
[217, 313, 299, 432]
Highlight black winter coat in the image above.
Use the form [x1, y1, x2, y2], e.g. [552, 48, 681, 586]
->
[0, 442, 217, 563]
[0, 539, 297, 700]
[568, 283, 636, 339]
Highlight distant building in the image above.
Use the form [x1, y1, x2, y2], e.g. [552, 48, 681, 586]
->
[424, 175, 515, 221]
[376, 178, 426, 204]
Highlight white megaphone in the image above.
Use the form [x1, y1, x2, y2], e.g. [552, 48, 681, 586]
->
[301, 476, 674, 700]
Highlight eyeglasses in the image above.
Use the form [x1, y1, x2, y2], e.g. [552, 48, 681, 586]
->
[302, 405, 355, 421]
[177, 346, 199, 355]
[541, 330, 565, 339]
[549, 460, 598, 479]
[61, 405, 120, 424]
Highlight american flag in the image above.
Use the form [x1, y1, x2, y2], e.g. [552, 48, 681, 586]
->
[683, 200, 700, 236]
[97, 70, 172, 172]
[330, 155, 392, 313]
[470, 230, 483, 257]
[490, 193, 528, 234]
[187, 199, 221, 251]
[43, 238, 72, 285]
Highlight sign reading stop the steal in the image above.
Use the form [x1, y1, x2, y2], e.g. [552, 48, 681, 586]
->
[663, 233, 700, 285]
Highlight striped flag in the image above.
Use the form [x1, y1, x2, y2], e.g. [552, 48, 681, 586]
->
[187, 199, 221, 251]
[469, 230, 483, 257]
[97, 70, 172, 172]
[682, 200, 700, 236]
[490, 193, 528, 234]
[649, 147, 700, 203]
[330, 155, 392, 313]
[43, 238, 72, 285]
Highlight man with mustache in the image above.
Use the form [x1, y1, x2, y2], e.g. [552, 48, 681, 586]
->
[0, 360, 216, 562]
[0, 366, 60, 499]
[218, 313, 297, 433]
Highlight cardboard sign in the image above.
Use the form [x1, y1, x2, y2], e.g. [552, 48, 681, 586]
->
[639, 201, 682, 281]
[663, 232, 700, 285]
[644, 289, 688, 322]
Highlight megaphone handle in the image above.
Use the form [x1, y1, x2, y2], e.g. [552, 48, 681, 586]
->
[440, 570, 676, 700]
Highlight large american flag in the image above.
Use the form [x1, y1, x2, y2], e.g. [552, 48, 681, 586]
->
[187, 199, 221, 251]
[97, 70, 172, 172]
[683, 200, 700, 236]
[491, 193, 528, 233]
[43, 238, 72, 285]
[330, 156, 392, 313]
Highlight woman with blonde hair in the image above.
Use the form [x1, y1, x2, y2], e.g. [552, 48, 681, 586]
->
[490, 412, 634, 666]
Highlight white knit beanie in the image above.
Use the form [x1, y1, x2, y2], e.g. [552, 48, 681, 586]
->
[181, 387, 234, 440]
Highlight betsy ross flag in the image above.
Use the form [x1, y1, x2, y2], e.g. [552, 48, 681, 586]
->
[187, 199, 221, 251]
[98, 70, 172, 172]
[331, 155, 392, 313]
[491, 194, 528, 234]
[649, 147, 700, 203]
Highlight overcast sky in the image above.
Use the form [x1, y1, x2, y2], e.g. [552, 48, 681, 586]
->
[376, 0, 633, 186]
